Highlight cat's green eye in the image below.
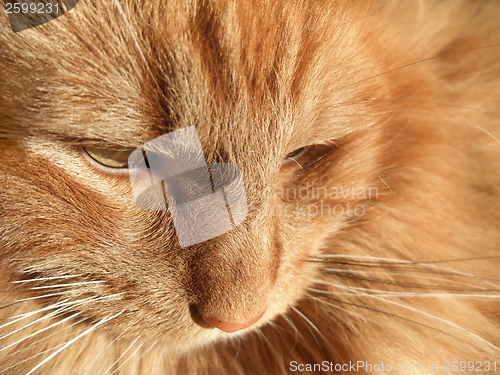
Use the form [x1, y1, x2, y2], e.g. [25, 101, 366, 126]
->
[83, 147, 135, 169]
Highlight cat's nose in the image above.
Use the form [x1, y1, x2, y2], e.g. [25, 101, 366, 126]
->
[200, 308, 267, 333]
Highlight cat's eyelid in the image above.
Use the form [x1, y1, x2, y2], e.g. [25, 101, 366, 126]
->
[70, 136, 145, 151]
[82, 146, 134, 170]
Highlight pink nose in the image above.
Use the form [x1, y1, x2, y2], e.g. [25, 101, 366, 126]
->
[201, 309, 267, 333]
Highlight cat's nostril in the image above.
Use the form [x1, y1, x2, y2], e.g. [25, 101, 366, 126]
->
[200, 308, 267, 333]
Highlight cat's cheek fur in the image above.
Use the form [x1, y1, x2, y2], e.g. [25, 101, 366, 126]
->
[1, 0, 500, 374]
[0, 140, 321, 348]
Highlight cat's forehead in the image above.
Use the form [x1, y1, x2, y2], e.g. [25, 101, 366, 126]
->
[1, 0, 357, 153]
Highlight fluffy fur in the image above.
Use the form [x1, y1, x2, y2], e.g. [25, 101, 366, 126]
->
[1, 0, 500, 374]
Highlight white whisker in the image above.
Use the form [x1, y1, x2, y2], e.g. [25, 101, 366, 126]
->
[111, 0, 147, 63]
[254, 328, 272, 350]
[0, 292, 67, 311]
[310, 285, 500, 353]
[315, 255, 500, 289]
[289, 305, 325, 349]
[346, 45, 500, 89]
[108, 342, 148, 375]
[0, 299, 92, 342]
[0, 312, 81, 353]
[0, 281, 106, 294]
[132, 341, 157, 369]
[451, 112, 500, 144]
[311, 280, 500, 298]
[77, 328, 130, 375]
[317, 268, 497, 291]
[280, 313, 300, 352]
[0, 292, 123, 330]
[101, 336, 141, 375]
[367, 293, 500, 353]
[304, 294, 364, 320]
[28, 281, 105, 290]
[8, 275, 86, 284]
[0, 299, 71, 328]
[2, 317, 88, 360]
[25, 311, 124, 375]
[0, 342, 67, 374]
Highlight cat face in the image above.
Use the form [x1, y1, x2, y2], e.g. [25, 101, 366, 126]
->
[0, 0, 396, 349]
[2, 0, 500, 372]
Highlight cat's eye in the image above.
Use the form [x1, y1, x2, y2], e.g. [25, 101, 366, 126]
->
[282, 146, 310, 169]
[285, 147, 307, 159]
[281, 144, 333, 170]
[83, 147, 135, 169]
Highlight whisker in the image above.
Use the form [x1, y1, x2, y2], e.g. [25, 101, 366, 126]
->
[0, 312, 81, 353]
[2, 317, 88, 361]
[346, 45, 500, 88]
[228, 337, 242, 368]
[0, 299, 71, 327]
[316, 268, 495, 290]
[0, 298, 92, 341]
[0, 292, 67, 311]
[0, 342, 67, 374]
[310, 255, 500, 287]
[5, 275, 86, 284]
[451, 111, 500, 144]
[0, 292, 124, 330]
[320, 269, 499, 292]
[77, 328, 131, 375]
[304, 294, 351, 314]
[304, 294, 368, 322]
[328, 99, 500, 119]
[28, 281, 105, 290]
[25, 311, 124, 375]
[265, 320, 285, 340]
[308, 289, 495, 355]
[289, 305, 324, 350]
[280, 313, 301, 353]
[254, 328, 273, 351]
[101, 336, 141, 375]
[311, 279, 500, 298]
[111, 341, 158, 375]
[315, 254, 500, 263]
[365, 292, 500, 353]
[0, 280, 105, 293]
[309, 287, 500, 353]
[107, 341, 146, 375]
[319, 268, 500, 292]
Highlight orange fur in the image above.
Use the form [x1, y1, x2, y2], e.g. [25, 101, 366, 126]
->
[1, 0, 500, 374]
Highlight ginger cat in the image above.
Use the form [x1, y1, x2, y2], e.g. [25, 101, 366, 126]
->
[1, 0, 499, 374]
